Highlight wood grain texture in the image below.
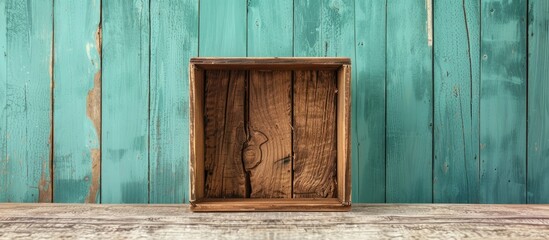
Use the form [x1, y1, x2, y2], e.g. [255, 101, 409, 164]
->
[386, 0, 433, 203]
[480, 0, 527, 204]
[53, 0, 101, 203]
[2, 204, 549, 238]
[433, 0, 480, 203]
[101, 0, 150, 203]
[204, 70, 247, 198]
[189, 65, 205, 202]
[192, 198, 348, 212]
[247, 0, 293, 57]
[247, 71, 292, 198]
[199, 0, 246, 57]
[293, 70, 338, 198]
[0, 0, 53, 203]
[527, 0, 549, 204]
[337, 65, 352, 205]
[149, 0, 198, 204]
[353, 0, 386, 203]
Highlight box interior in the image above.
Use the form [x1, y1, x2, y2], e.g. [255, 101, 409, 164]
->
[190, 60, 350, 210]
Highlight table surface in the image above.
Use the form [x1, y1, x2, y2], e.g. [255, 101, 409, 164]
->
[1, 204, 549, 239]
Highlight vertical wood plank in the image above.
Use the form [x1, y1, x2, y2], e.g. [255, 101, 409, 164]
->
[149, 0, 198, 204]
[247, 71, 292, 198]
[0, 0, 53, 203]
[433, 0, 480, 203]
[337, 64, 352, 204]
[198, 0, 247, 199]
[353, 0, 386, 203]
[199, 0, 246, 57]
[386, 0, 433, 203]
[247, 0, 293, 57]
[203, 70, 247, 198]
[102, 0, 150, 203]
[527, 0, 549, 203]
[53, 0, 101, 203]
[480, 0, 527, 204]
[0, 0, 7, 202]
[293, 70, 338, 198]
[246, 0, 293, 198]
[294, 0, 354, 200]
[189, 65, 205, 201]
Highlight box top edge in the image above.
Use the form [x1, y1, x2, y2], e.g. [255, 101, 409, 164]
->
[190, 57, 351, 65]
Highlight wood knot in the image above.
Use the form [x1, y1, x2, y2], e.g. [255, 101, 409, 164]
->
[243, 148, 258, 168]
[242, 130, 268, 170]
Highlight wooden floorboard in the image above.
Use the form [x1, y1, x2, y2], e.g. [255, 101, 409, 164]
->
[1, 204, 549, 239]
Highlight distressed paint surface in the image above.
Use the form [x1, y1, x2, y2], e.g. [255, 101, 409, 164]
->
[480, 0, 527, 204]
[2, 0, 549, 204]
[149, 0, 198, 204]
[0, 0, 6, 202]
[294, 0, 354, 58]
[53, 0, 101, 203]
[353, 0, 386, 203]
[0, 0, 53, 203]
[527, 0, 549, 204]
[101, 0, 150, 203]
[433, 0, 480, 203]
[247, 0, 293, 57]
[199, 0, 246, 57]
[386, 0, 433, 203]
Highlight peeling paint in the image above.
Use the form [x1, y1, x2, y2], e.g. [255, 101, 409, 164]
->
[85, 81, 101, 202]
[85, 23, 102, 203]
[95, 24, 102, 58]
[86, 43, 94, 61]
[38, 160, 52, 202]
[41, 31, 54, 203]
[87, 71, 101, 137]
[86, 148, 100, 203]
[426, 0, 433, 46]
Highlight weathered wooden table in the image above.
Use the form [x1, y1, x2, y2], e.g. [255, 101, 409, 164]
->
[1, 204, 548, 239]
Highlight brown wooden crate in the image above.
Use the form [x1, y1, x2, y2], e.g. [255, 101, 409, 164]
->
[189, 58, 351, 212]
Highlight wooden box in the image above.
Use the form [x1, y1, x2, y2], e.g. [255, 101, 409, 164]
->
[189, 58, 351, 211]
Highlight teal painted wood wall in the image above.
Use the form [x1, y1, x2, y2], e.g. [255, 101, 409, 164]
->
[1, 0, 548, 204]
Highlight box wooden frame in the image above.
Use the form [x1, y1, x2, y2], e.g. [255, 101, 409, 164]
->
[189, 58, 351, 212]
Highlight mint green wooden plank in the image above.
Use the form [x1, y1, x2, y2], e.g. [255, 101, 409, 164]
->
[480, 0, 527, 204]
[199, 0, 246, 57]
[433, 0, 480, 203]
[0, 0, 7, 201]
[247, 0, 293, 57]
[353, 0, 385, 203]
[527, 0, 549, 204]
[0, 0, 53, 202]
[102, 0, 150, 203]
[53, 0, 101, 203]
[386, 0, 433, 203]
[149, 0, 198, 204]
